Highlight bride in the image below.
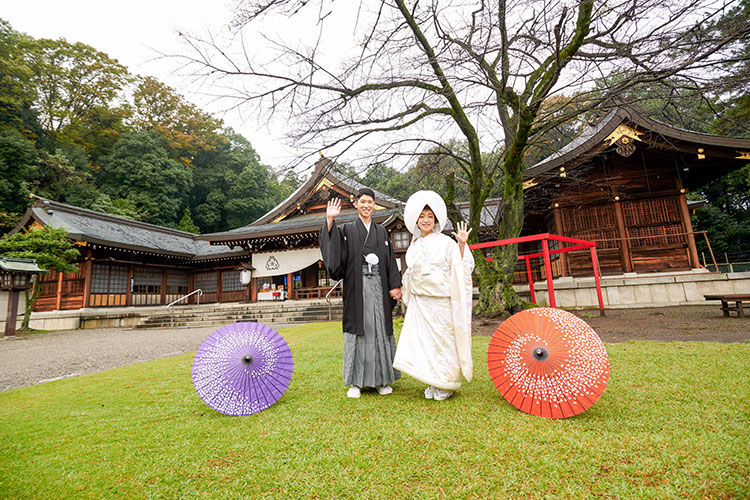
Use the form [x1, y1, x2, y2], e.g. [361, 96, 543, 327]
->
[392, 190, 474, 400]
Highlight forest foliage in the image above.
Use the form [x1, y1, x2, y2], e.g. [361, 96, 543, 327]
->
[0, 19, 301, 235]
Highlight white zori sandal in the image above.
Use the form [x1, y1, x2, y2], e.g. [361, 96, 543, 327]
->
[375, 385, 393, 395]
[432, 388, 453, 401]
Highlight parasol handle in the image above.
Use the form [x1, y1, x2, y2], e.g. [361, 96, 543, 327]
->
[532, 347, 549, 361]
[243, 355, 254, 365]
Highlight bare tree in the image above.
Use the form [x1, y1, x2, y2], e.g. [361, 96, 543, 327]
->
[175, 0, 750, 315]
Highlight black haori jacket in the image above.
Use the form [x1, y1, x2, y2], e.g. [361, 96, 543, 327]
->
[319, 218, 402, 336]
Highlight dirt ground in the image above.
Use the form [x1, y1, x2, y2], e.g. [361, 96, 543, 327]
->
[473, 305, 750, 343]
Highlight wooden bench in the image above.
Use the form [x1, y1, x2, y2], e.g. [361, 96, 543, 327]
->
[704, 294, 750, 318]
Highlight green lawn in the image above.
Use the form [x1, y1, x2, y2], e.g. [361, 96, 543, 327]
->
[1, 322, 748, 499]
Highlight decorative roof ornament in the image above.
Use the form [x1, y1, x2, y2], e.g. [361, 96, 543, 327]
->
[604, 124, 644, 146]
[604, 124, 643, 157]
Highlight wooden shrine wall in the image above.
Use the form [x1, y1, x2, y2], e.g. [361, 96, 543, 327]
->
[556, 196, 691, 276]
[622, 197, 690, 272]
[557, 204, 623, 276]
[33, 259, 246, 312]
[35, 269, 86, 311]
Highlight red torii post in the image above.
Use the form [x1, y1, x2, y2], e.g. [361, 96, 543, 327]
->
[469, 233, 605, 316]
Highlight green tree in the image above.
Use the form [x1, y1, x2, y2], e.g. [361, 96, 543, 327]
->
[691, 164, 750, 264]
[708, 0, 750, 136]
[274, 169, 303, 200]
[0, 226, 79, 329]
[0, 20, 36, 133]
[13, 33, 133, 172]
[99, 131, 192, 226]
[131, 76, 225, 167]
[89, 194, 144, 221]
[25, 37, 130, 136]
[0, 128, 38, 232]
[56, 104, 132, 165]
[176, 208, 200, 234]
[29, 148, 100, 209]
[191, 130, 276, 231]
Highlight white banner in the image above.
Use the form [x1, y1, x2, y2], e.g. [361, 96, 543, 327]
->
[252, 248, 323, 278]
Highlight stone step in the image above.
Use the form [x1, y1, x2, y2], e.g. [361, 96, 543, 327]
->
[142, 307, 339, 323]
[135, 301, 343, 329]
[137, 315, 343, 329]
[138, 311, 342, 325]
[166, 299, 341, 315]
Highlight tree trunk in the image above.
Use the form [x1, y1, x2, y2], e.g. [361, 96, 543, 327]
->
[21, 279, 42, 330]
[475, 111, 534, 317]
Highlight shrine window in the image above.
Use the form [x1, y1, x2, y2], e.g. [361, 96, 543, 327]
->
[393, 231, 411, 249]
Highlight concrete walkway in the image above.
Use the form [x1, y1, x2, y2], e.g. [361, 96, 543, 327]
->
[0, 326, 221, 392]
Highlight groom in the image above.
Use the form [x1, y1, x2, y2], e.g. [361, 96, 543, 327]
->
[318, 188, 402, 398]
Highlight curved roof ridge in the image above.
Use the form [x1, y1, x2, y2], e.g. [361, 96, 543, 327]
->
[526, 106, 750, 178]
[28, 195, 200, 238]
[250, 156, 403, 226]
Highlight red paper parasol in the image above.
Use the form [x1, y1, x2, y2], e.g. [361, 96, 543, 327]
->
[487, 308, 609, 418]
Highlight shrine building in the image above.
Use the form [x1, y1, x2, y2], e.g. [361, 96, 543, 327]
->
[8, 106, 750, 313]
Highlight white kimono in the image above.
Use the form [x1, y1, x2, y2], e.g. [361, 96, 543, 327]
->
[393, 232, 475, 390]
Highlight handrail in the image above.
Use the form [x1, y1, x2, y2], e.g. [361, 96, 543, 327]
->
[166, 289, 203, 327]
[167, 289, 203, 309]
[326, 280, 343, 321]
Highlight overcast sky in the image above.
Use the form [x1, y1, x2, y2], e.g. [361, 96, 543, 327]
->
[3, 0, 303, 168]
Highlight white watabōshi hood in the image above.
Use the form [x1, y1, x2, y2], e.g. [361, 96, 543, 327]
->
[404, 190, 448, 235]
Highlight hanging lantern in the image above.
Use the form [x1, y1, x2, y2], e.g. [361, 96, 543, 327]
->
[240, 269, 253, 286]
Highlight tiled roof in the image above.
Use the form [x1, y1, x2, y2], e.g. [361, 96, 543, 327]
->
[22, 197, 244, 260]
[526, 106, 750, 177]
[456, 200, 502, 229]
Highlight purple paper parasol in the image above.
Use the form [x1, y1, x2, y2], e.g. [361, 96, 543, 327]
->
[192, 322, 293, 416]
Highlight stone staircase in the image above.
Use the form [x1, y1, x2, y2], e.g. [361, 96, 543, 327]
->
[135, 298, 343, 329]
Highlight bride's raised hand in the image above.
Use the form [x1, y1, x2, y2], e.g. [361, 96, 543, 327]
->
[452, 221, 472, 245]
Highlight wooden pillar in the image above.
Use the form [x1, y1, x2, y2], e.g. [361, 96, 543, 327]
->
[613, 200, 632, 273]
[187, 272, 195, 303]
[250, 277, 258, 303]
[55, 271, 63, 310]
[126, 266, 134, 306]
[287, 273, 293, 300]
[4, 290, 20, 336]
[552, 207, 568, 277]
[160, 270, 167, 305]
[677, 194, 700, 268]
[82, 252, 93, 308]
[217, 270, 223, 303]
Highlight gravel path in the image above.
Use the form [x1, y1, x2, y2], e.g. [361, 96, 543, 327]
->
[3, 305, 747, 393]
[474, 305, 750, 342]
[0, 326, 219, 392]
